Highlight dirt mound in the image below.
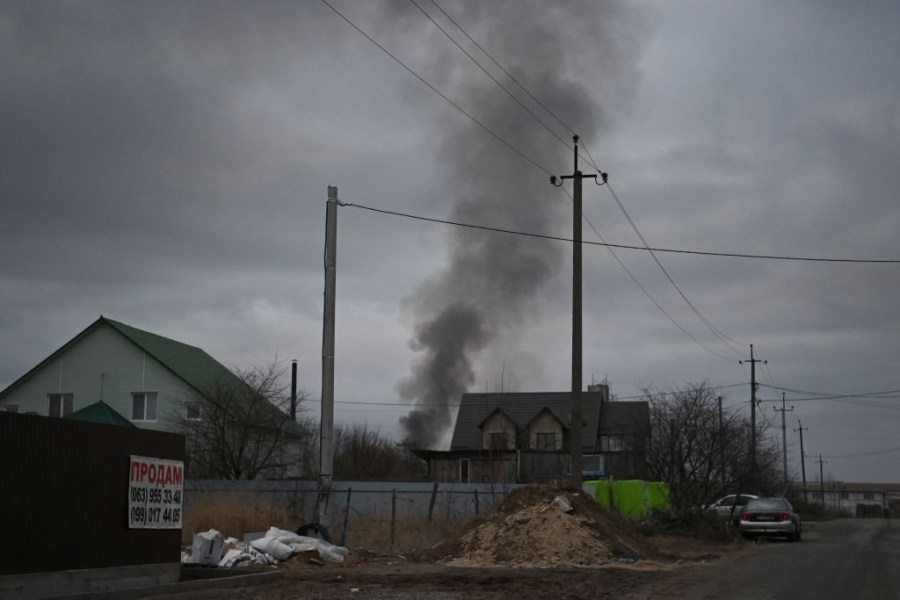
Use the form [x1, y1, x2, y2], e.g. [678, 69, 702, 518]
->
[426, 484, 660, 568]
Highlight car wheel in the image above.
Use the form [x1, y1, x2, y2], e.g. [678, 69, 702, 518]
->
[741, 533, 754, 541]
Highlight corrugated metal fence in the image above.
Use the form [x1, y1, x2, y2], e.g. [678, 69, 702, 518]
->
[0, 412, 185, 576]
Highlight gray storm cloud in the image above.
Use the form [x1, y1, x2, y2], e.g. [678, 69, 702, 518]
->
[394, 0, 644, 448]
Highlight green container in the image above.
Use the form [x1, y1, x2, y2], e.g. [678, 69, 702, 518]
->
[611, 480, 650, 520]
[588, 479, 614, 508]
[646, 481, 671, 512]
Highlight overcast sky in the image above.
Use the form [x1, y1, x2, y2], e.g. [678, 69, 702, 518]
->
[3, 1, 899, 483]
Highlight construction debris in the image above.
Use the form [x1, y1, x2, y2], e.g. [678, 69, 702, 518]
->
[426, 484, 660, 568]
[182, 526, 349, 568]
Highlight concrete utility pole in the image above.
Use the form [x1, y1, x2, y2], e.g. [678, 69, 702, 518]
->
[290, 359, 298, 420]
[718, 396, 725, 486]
[299, 185, 338, 541]
[794, 419, 808, 503]
[816, 454, 828, 507]
[550, 136, 606, 489]
[774, 392, 794, 492]
[740, 344, 765, 468]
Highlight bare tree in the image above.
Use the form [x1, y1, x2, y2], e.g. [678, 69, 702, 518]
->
[333, 423, 425, 481]
[176, 360, 316, 480]
[644, 381, 780, 512]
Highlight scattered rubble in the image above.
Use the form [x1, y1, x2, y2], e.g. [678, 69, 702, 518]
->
[183, 527, 349, 568]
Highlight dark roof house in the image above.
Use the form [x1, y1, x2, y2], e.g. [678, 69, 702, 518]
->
[416, 386, 650, 484]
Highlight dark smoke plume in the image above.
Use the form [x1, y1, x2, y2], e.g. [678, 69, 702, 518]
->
[395, 0, 644, 448]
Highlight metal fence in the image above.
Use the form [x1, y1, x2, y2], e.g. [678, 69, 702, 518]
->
[184, 479, 521, 535]
[0, 412, 185, 576]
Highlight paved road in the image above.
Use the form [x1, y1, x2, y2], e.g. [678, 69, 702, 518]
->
[634, 518, 900, 599]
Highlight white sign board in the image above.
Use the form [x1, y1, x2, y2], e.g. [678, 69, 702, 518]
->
[128, 455, 184, 529]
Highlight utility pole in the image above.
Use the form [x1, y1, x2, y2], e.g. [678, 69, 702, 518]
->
[551, 135, 606, 489]
[739, 344, 765, 469]
[816, 454, 828, 508]
[290, 359, 298, 420]
[299, 185, 338, 541]
[773, 392, 794, 492]
[794, 419, 808, 503]
[718, 396, 725, 486]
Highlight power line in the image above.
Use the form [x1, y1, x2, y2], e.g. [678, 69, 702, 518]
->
[429, 0, 578, 139]
[567, 187, 737, 362]
[602, 182, 747, 355]
[823, 445, 900, 459]
[328, 381, 748, 408]
[319, 0, 554, 176]
[338, 201, 900, 264]
[408, 0, 572, 151]
[758, 383, 900, 401]
[612, 382, 748, 400]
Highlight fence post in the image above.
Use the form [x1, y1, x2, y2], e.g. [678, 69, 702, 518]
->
[390, 489, 397, 551]
[428, 482, 438, 523]
[474, 489, 479, 516]
[340, 487, 352, 547]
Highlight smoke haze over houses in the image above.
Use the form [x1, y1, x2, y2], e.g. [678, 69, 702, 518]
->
[393, 0, 641, 448]
[2, 1, 900, 480]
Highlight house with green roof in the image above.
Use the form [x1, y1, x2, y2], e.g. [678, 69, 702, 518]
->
[0, 317, 305, 478]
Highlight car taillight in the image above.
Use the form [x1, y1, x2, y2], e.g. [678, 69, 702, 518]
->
[740, 513, 750, 521]
[779, 513, 791, 521]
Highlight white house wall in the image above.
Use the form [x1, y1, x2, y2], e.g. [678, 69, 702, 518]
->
[0, 324, 195, 431]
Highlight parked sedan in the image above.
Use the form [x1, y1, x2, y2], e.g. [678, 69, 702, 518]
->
[704, 494, 758, 522]
[738, 497, 802, 542]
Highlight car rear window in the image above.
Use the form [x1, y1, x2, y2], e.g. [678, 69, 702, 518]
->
[746, 499, 788, 511]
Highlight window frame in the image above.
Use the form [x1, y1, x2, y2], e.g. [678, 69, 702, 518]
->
[536, 432, 556, 451]
[185, 401, 202, 421]
[600, 434, 627, 452]
[131, 392, 159, 422]
[48, 393, 74, 418]
[4, 404, 20, 414]
[459, 458, 470, 484]
[489, 432, 509, 450]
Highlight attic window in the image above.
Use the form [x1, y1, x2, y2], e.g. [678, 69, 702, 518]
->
[536, 432, 556, 450]
[185, 401, 202, 421]
[489, 432, 509, 450]
[131, 392, 158, 421]
[600, 435, 626, 452]
[48, 393, 74, 418]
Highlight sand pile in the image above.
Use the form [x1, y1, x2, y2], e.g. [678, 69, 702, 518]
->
[429, 485, 659, 568]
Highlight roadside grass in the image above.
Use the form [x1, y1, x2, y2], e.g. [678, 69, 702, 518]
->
[182, 492, 454, 553]
[182, 491, 294, 545]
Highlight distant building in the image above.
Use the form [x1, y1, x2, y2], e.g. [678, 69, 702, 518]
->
[796, 482, 900, 517]
[414, 385, 650, 484]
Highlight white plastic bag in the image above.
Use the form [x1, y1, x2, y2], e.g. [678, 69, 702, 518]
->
[250, 535, 293, 561]
[191, 529, 224, 566]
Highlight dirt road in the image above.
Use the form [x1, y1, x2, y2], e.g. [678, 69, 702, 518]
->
[155, 535, 740, 600]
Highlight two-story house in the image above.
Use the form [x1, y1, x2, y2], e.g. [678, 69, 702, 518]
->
[0, 316, 304, 478]
[414, 385, 650, 484]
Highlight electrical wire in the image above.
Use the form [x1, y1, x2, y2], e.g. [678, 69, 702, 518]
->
[822, 445, 900, 459]
[408, 0, 572, 152]
[757, 383, 900, 401]
[338, 201, 900, 264]
[327, 382, 749, 408]
[603, 182, 747, 355]
[319, 0, 554, 176]
[429, 0, 577, 139]
[562, 187, 738, 362]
